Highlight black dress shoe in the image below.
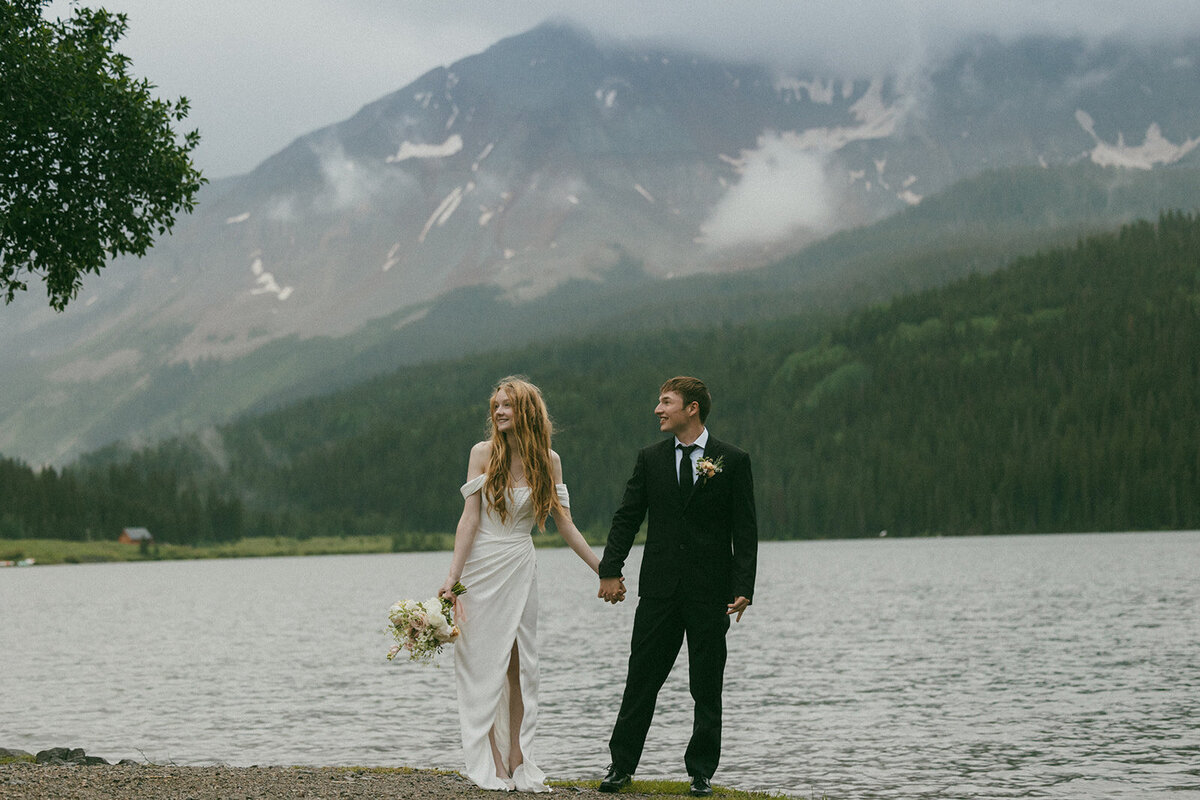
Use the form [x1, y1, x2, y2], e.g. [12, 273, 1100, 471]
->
[689, 775, 713, 797]
[599, 764, 633, 793]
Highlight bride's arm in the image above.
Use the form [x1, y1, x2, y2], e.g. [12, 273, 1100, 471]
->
[550, 451, 601, 575]
[440, 442, 489, 603]
[550, 505, 600, 575]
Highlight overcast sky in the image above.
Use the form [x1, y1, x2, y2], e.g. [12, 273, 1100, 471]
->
[45, 0, 1200, 179]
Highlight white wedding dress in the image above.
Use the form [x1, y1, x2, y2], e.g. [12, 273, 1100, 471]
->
[455, 473, 568, 792]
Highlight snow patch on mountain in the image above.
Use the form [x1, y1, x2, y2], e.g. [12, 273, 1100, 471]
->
[874, 158, 889, 187]
[250, 257, 294, 301]
[472, 143, 494, 172]
[776, 77, 837, 104]
[393, 307, 430, 330]
[478, 189, 512, 227]
[1076, 110, 1200, 169]
[420, 184, 472, 242]
[382, 243, 401, 272]
[788, 79, 902, 152]
[387, 134, 464, 163]
[701, 79, 905, 248]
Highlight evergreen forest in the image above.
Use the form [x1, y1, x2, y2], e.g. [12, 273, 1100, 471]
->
[3, 212, 1199, 545]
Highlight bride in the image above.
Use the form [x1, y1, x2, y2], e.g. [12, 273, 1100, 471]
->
[439, 376, 607, 791]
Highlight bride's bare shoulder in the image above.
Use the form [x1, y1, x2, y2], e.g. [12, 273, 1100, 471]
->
[467, 441, 492, 474]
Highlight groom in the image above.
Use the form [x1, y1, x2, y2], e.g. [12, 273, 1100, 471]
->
[597, 376, 758, 797]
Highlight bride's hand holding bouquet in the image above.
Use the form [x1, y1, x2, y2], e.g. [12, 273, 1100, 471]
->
[386, 581, 466, 663]
[438, 577, 467, 620]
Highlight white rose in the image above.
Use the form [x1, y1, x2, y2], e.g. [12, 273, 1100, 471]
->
[432, 612, 455, 640]
[422, 598, 443, 617]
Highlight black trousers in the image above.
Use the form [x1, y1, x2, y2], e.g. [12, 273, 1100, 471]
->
[608, 592, 730, 779]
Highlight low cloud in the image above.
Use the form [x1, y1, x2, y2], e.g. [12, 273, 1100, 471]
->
[569, 0, 1200, 78]
[314, 139, 414, 212]
[317, 144, 376, 211]
[700, 133, 835, 249]
[50, 0, 1200, 178]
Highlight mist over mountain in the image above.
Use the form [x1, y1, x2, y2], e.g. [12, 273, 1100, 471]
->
[3, 24, 1200, 465]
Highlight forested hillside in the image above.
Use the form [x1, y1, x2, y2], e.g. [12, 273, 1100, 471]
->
[3, 212, 1199, 543]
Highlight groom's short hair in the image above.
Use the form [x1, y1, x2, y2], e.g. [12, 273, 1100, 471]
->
[661, 376, 711, 423]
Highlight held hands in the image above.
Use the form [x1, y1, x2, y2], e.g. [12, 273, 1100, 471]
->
[598, 576, 626, 604]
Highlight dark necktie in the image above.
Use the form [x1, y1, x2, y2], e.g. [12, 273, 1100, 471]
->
[678, 444, 697, 495]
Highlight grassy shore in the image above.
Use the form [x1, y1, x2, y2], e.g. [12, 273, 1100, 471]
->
[0, 532, 607, 566]
[0, 536, 403, 565]
[561, 777, 798, 797]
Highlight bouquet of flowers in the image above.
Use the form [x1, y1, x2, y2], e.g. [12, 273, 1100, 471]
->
[386, 582, 466, 664]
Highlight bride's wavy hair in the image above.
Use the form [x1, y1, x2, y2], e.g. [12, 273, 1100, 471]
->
[485, 376, 562, 530]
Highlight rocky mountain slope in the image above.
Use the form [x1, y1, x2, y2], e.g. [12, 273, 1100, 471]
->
[3, 24, 1199, 464]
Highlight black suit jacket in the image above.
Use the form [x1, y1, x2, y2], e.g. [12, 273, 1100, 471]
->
[599, 435, 757, 603]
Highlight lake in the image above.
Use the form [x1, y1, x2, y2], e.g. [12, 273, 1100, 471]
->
[2, 533, 1198, 798]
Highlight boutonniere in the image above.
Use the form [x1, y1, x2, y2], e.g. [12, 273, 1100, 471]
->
[695, 455, 724, 485]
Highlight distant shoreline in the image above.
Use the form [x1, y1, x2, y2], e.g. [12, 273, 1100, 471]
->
[0, 533, 595, 566]
[0, 535, 408, 566]
[6, 530, 1185, 567]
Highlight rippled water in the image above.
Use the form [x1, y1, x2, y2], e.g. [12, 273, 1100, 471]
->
[2, 533, 1199, 798]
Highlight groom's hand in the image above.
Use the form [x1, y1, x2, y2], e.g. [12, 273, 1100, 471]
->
[598, 576, 626, 603]
[727, 596, 750, 621]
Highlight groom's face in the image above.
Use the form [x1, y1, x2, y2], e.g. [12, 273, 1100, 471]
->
[655, 391, 695, 436]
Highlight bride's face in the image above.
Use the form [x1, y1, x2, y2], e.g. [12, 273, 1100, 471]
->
[492, 389, 516, 434]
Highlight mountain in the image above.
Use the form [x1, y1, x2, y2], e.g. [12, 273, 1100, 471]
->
[3, 25, 1200, 464]
[9, 212, 1200, 542]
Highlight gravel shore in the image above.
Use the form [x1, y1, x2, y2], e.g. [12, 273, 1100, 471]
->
[0, 764, 641, 800]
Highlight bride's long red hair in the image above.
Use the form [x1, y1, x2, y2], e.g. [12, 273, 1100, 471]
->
[485, 376, 562, 530]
